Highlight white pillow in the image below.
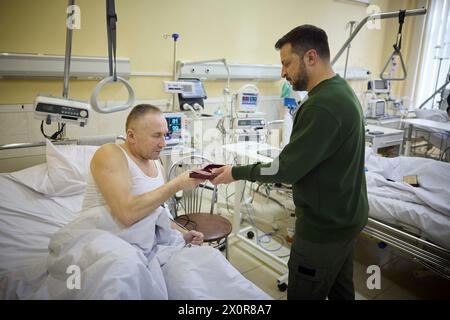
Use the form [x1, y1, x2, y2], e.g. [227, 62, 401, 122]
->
[9, 162, 52, 194]
[10, 140, 99, 196]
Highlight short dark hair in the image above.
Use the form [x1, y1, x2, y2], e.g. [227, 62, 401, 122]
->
[275, 25, 330, 61]
[125, 104, 161, 131]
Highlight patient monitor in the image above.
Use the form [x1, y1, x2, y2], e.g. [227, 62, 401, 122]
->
[236, 84, 259, 113]
[368, 79, 390, 94]
[163, 112, 185, 146]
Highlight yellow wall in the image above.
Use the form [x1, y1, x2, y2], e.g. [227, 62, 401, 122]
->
[0, 0, 422, 104]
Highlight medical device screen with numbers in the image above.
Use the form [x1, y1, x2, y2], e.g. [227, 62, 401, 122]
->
[164, 114, 183, 145]
[240, 93, 258, 112]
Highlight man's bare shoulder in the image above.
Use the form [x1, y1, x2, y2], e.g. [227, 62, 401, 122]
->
[91, 143, 127, 169]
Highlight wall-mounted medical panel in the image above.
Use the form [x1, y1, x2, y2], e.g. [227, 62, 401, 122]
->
[333, 66, 372, 80]
[0, 53, 131, 79]
[178, 61, 371, 81]
[179, 62, 282, 81]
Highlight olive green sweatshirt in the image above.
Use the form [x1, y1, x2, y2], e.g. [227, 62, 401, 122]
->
[232, 74, 368, 242]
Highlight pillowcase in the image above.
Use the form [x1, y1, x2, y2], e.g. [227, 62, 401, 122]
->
[10, 140, 99, 196]
[46, 140, 99, 196]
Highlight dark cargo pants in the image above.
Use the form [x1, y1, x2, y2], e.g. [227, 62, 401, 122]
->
[287, 235, 356, 300]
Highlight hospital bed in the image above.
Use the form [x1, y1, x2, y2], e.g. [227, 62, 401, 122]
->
[0, 139, 270, 299]
[363, 148, 450, 279]
[221, 141, 450, 290]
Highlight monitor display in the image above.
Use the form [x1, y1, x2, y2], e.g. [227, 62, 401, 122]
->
[368, 79, 389, 93]
[241, 93, 258, 106]
[179, 79, 207, 99]
[375, 100, 385, 117]
[163, 113, 184, 145]
[374, 80, 388, 90]
[238, 93, 258, 112]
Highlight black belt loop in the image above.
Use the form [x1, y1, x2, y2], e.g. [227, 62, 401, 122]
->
[106, 0, 117, 81]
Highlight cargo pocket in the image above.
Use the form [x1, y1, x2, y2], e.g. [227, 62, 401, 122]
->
[287, 248, 326, 299]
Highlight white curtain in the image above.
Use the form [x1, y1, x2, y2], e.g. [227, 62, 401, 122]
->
[414, 0, 450, 110]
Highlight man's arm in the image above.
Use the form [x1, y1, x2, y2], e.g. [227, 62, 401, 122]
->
[91, 144, 200, 227]
[233, 108, 341, 184]
[213, 107, 341, 185]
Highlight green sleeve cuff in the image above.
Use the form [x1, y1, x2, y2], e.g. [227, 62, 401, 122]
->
[232, 165, 254, 181]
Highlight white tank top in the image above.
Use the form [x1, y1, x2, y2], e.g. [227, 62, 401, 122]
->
[82, 144, 165, 211]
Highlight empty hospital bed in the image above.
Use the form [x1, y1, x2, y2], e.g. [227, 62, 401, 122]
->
[0, 139, 270, 299]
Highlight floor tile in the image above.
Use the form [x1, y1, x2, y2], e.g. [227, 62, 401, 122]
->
[373, 284, 420, 300]
[242, 265, 287, 300]
[377, 256, 450, 299]
[228, 244, 262, 274]
[353, 260, 395, 299]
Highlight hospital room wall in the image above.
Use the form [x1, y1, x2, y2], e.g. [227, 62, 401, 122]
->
[0, 0, 420, 169]
[0, 0, 421, 102]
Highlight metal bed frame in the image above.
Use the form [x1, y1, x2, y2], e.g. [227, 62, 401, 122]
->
[0, 135, 125, 151]
[363, 217, 450, 280]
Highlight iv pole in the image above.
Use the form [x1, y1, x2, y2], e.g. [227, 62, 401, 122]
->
[431, 43, 450, 109]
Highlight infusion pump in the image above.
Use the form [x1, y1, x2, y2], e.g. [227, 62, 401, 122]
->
[233, 117, 267, 143]
[34, 95, 90, 127]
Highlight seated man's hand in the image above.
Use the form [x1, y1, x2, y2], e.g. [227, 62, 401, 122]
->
[174, 171, 204, 191]
[183, 230, 204, 245]
[211, 165, 235, 185]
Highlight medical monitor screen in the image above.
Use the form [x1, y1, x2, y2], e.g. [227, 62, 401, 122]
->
[374, 80, 388, 90]
[179, 79, 207, 99]
[163, 114, 184, 145]
[239, 93, 258, 112]
[375, 101, 385, 117]
[241, 93, 258, 106]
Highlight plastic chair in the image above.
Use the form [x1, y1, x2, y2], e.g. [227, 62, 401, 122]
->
[168, 155, 232, 258]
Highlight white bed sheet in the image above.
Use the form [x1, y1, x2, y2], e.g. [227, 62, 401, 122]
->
[0, 174, 81, 276]
[368, 194, 450, 251]
[0, 173, 270, 300]
[365, 148, 450, 251]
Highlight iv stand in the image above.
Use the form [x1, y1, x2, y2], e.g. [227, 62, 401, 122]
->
[169, 33, 180, 112]
[418, 66, 450, 109]
[431, 43, 450, 109]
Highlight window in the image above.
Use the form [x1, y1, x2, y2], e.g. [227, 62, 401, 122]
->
[414, 0, 450, 110]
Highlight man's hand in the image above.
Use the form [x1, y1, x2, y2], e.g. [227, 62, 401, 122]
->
[173, 171, 204, 191]
[211, 165, 235, 185]
[183, 230, 204, 245]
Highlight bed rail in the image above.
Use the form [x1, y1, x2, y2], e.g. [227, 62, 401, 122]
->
[363, 218, 450, 280]
[0, 135, 125, 151]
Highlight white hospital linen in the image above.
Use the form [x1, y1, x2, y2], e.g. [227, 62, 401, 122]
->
[365, 148, 450, 217]
[26, 145, 270, 299]
[31, 204, 183, 299]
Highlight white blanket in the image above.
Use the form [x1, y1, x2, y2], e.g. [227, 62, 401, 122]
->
[27, 205, 270, 300]
[365, 149, 450, 217]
